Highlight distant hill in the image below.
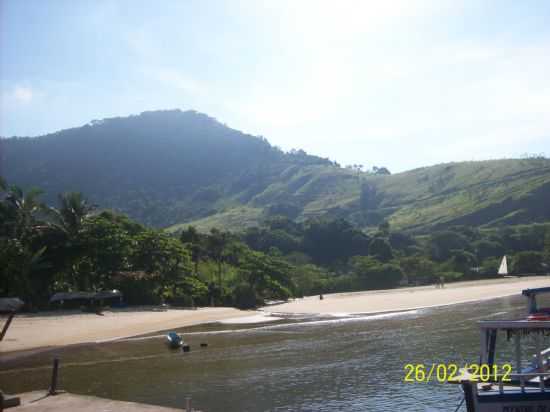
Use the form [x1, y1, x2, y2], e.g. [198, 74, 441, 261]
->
[1, 110, 342, 227]
[2, 109, 549, 233]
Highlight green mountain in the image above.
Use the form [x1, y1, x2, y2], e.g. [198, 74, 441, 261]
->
[2, 109, 549, 233]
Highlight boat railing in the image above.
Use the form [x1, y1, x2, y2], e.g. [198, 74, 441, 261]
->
[492, 372, 550, 394]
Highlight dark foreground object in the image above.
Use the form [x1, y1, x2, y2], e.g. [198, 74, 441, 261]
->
[7, 391, 194, 411]
[0, 391, 21, 409]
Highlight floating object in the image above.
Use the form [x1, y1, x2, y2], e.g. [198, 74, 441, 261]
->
[166, 332, 183, 349]
[200, 343, 208, 348]
[182, 344, 190, 353]
[498, 255, 508, 275]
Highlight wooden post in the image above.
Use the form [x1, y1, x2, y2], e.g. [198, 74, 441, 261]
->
[0, 312, 15, 341]
[49, 358, 60, 395]
[515, 332, 522, 373]
[535, 332, 543, 371]
[462, 381, 477, 412]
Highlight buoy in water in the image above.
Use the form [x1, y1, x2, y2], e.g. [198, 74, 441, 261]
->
[200, 343, 208, 348]
[182, 344, 191, 352]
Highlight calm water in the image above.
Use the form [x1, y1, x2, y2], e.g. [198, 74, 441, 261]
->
[0, 296, 541, 411]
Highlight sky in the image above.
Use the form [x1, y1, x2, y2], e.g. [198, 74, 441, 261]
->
[1, 0, 550, 173]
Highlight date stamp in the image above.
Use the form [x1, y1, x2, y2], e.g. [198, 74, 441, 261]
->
[403, 363, 513, 383]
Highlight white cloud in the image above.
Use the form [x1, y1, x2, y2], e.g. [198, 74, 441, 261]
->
[13, 85, 33, 104]
[154, 68, 205, 96]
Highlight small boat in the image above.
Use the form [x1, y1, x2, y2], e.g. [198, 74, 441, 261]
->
[166, 332, 183, 349]
[448, 287, 550, 411]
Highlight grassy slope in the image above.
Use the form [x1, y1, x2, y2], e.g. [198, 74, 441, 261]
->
[373, 158, 550, 231]
[167, 158, 550, 234]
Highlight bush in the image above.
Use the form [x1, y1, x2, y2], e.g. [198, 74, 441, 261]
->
[232, 282, 259, 309]
[513, 251, 544, 274]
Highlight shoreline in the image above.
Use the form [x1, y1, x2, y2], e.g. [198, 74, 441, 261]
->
[2, 276, 550, 363]
[0, 307, 251, 361]
[266, 276, 550, 316]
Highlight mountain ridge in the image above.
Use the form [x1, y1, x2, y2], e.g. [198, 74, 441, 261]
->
[2, 109, 549, 233]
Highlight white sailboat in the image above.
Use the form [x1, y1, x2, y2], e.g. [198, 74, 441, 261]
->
[498, 255, 508, 275]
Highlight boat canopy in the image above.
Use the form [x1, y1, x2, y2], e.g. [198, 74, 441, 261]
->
[521, 288, 550, 314]
[522, 287, 550, 297]
[0, 297, 24, 313]
[50, 290, 122, 303]
[93, 290, 122, 300]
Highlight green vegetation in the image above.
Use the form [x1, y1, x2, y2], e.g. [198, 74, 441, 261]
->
[2, 110, 550, 309]
[2, 176, 549, 310]
[6, 110, 549, 236]
[0, 180, 295, 309]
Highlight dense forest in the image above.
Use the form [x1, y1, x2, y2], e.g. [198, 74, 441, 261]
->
[1, 110, 339, 227]
[4, 110, 550, 234]
[2, 177, 549, 310]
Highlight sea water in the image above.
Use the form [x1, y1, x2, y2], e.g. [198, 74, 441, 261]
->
[0, 295, 539, 411]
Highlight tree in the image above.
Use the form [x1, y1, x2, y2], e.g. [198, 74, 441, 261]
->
[448, 250, 478, 275]
[377, 221, 390, 237]
[49, 192, 95, 237]
[0, 181, 51, 304]
[132, 230, 192, 301]
[44, 192, 96, 290]
[368, 238, 393, 262]
[180, 226, 205, 275]
[429, 231, 469, 261]
[389, 232, 416, 253]
[399, 256, 436, 284]
[1, 185, 45, 240]
[544, 229, 550, 266]
[303, 218, 369, 265]
[513, 251, 544, 275]
[473, 239, 504, 261]
[207, 228, 230, 293]
[239, 250, 293, 303]
[351, 256, 402, 289]
[76, 216, 134, 290]
[180, 226, 200, 244]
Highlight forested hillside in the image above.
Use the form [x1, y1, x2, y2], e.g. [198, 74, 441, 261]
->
[2, 110, 550, 233]
[1, 109, 339, 227]
[2, 110, 550, 308]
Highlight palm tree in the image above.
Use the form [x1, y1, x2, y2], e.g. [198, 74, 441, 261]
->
[207, 228, 229, 292]
[45, 192, 95, 290]
[2, 184, 45, 239]
[48, 192, 95, 237]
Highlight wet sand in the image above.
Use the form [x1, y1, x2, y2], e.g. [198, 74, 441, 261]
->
[0, 307, 249, 355]
[266, 276, 550, 315]
[3, 277, 549, 357]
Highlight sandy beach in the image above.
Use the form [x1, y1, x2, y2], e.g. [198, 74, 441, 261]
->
[267, 276, 550, 315]
[0, 307, 249, 355]
[2, 277, 550, 357]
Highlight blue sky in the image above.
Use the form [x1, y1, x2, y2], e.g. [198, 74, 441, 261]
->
[1, 0, 549, 172]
